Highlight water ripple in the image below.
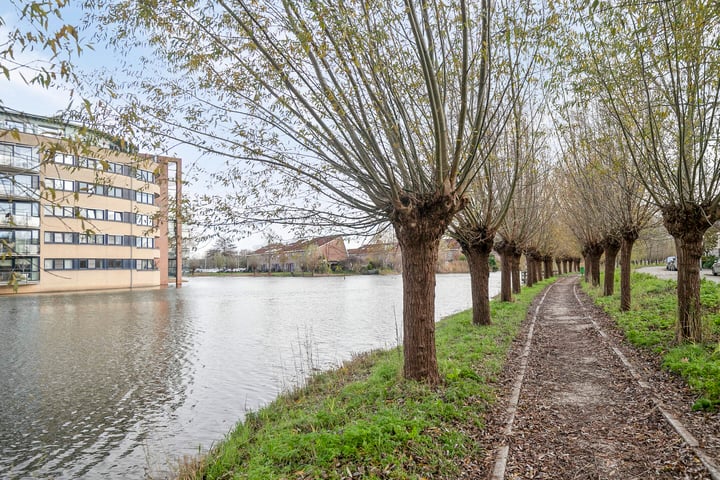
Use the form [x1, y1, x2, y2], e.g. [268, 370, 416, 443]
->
[0, 273, 489, 478]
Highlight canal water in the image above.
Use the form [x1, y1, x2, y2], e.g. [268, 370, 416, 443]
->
[0, 272, 499, 479]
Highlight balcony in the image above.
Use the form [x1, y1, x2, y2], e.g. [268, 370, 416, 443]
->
[0, 154, 39, 171]
[0, 243, 40, 255]
[0, 271, 39, 284]
[0, 184, 39, 200]
[0, 215, 40, 228]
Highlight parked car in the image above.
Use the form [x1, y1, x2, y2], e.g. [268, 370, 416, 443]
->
[712, 261, 720, 276]
[666, 256, 677, 271]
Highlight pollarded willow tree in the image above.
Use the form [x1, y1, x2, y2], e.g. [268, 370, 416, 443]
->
[521, 170, 556, 287]
[582, 107, 656, 310]
[574, 0, 720, 342]
[554, 105, 635, 293]
[90, 0, 534, 384]
[495, 154, 550, 299]
[450, 9, 546, 325]
[555, 146, 606, 287]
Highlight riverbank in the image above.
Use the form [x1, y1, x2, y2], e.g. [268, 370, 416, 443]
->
[176, 279, 555, 479]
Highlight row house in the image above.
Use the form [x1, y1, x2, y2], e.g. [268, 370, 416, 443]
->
[246, 235, 348, 273]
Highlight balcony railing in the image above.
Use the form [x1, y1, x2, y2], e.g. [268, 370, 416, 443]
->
[0, 215, 41, 228]
[0, 185, 39, 200]
[0, 154, 39, 171]
[0, 244, 40, 255]
[0, 271, 39, 283]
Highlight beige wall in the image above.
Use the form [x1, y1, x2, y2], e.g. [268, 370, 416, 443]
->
[17, 270, 161, 294]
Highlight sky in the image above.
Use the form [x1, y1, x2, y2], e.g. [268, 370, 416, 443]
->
[0, 2, 302, 255]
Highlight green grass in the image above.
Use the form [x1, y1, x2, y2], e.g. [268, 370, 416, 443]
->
[180, 279, 555, 479]
[585, 272, 720, 411]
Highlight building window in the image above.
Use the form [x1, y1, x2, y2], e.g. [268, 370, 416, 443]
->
[135, 259, 156, 270]
[107, 187, 123, 198]
[107, 210, 123, 222]
[53, 153, 75, 166]
[78, 155, 156, 184]
[135, 191, 154, 205]
[45, 178, 75, 192]
[136, 214, 151, 226]
[107, 235, 123, 245]
[135, 237, 155, 248]
[44, 258, 139, 270]
[107, 259, 123, 269]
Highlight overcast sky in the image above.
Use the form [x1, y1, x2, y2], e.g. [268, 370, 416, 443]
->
[1, 4, 365, 254]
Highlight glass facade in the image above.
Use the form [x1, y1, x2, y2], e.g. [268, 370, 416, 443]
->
[0, 143, 41, 285]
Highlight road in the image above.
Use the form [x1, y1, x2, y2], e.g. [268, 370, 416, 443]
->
[636, 265, 720, 283]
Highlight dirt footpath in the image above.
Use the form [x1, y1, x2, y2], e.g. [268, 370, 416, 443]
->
[481, 276, 720, 479]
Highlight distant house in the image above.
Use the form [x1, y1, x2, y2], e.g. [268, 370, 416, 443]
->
[347, 242, 402, 271]
[247, 235, 348, 273]
[440, 238, 464, 261]
[437, 238, 469, 273]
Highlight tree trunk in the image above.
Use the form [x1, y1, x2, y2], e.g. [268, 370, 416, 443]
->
[662, 204, 714, 343]
[620, 230, 638, 312]
[590, 252, 602, 287]
[544, 256, 553, 279]
[583, 243, 603, 287]
[500, 251, 512, 301]
[495, 240, 514, 302]
[602, 237, 621, 296]
[526, 252, 535, 287]
[555, 258, 562, 276]
[460, 233, 495, 325]
[393, 192, 463, 385]
[511, 252, 522, 294]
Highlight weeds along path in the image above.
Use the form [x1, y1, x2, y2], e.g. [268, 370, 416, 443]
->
[486, 276, 718, 479]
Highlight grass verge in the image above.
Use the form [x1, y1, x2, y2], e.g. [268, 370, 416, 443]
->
[585, 272, 720, 411]
[178, 279, 555, 479]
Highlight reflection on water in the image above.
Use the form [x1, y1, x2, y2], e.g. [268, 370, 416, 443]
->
[0, 273, 494, 478]
[0, 290, 195, 478]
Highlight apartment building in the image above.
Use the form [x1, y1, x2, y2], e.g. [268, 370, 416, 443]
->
[0, 108, 179, 294]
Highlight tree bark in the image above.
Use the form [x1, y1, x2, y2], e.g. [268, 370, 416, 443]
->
[590, 250, 602, 287]
[544, 256, 553, 279]
[511, 252, 522, 294]
[500, 252, 512, 301]
[662, 204, 714, 343]
[393, 191, 463, 385]
[495, 240, 514, 302]
[620, 229, 638, 312]
[526, 250, 535, 287]
[555, 258, 562, 276]
[460, 233, 495, 325]
[582, 252, 590, 283]
[602, 237, 621, 296]
[583, 243, 603, 287]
